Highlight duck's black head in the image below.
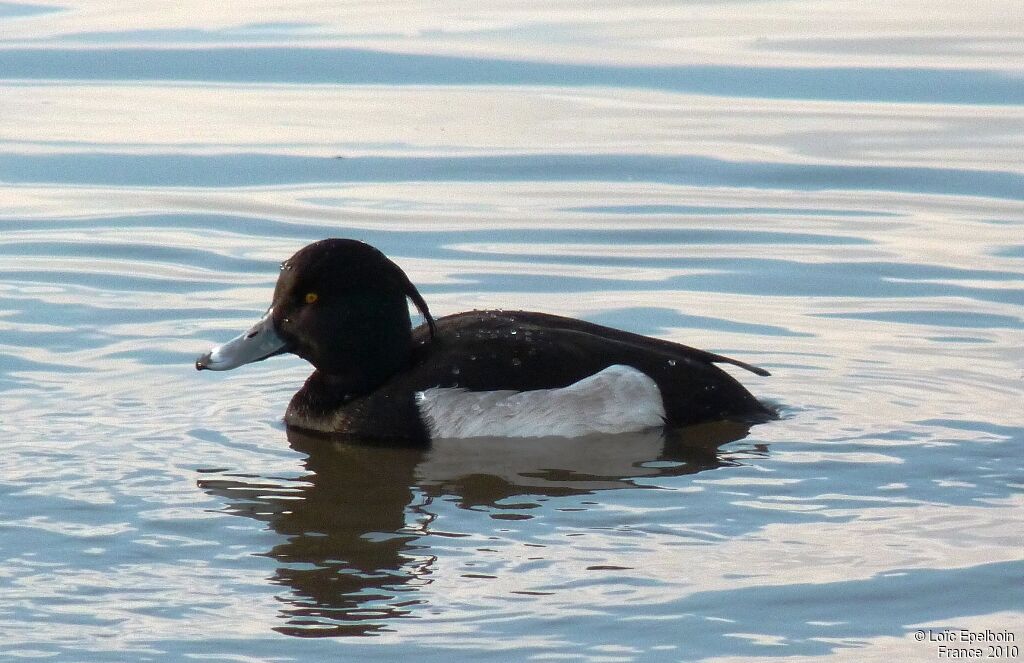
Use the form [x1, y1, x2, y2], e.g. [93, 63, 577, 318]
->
[197, 239, 435, 390]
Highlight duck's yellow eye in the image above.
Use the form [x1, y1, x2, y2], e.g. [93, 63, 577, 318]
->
[304, 292, 319, 304]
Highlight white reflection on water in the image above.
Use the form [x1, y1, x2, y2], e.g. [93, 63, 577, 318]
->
[3, 0, 1020, 70]
[4, 85, 1023, 168]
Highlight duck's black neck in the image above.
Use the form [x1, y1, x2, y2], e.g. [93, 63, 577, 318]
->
[298, 293, 415, 406]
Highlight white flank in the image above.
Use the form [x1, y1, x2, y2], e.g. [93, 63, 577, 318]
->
[415, 364, 666, 439]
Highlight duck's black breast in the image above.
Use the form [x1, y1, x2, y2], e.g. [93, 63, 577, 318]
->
[287, 310, 772, 439]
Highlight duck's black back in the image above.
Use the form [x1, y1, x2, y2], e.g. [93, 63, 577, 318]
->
[398, 310, 771, 422]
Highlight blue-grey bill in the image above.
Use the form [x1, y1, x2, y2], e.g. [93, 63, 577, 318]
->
[195, 309, 287, 371]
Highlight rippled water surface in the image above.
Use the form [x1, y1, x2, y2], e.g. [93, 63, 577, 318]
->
[1, 2, 1022, 661]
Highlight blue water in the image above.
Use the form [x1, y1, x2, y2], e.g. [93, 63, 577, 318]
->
[5, 46, 1023, 105]
[1, 2, 1022, 661]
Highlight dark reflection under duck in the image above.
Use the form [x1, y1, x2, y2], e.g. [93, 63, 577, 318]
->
[197, 423, 764, 637]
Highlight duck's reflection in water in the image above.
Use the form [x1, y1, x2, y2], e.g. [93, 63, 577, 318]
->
[197, 423, 764, 637]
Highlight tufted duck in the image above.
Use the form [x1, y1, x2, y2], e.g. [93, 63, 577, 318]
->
[196, 239, 774, 441]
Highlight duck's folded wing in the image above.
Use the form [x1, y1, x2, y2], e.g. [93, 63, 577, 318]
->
[513, 312, 770, 376]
